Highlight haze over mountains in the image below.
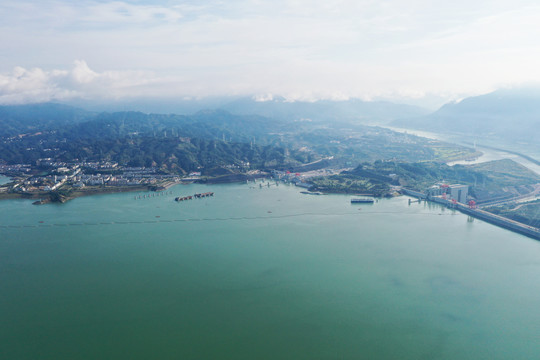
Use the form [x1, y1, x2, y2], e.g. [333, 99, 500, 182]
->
[2, 86, 539, 154]
[65, 96, 430, 125]
[218, 97, 430, 125]
[392, 88, 540, 147]
[0, 99, 478, 173]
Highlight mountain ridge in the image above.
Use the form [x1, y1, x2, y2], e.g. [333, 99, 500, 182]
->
[392, 88, 540, 145]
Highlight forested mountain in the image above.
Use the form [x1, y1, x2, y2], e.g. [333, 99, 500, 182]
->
[0, 107, 313, 172]
[0, 103, 477, 173]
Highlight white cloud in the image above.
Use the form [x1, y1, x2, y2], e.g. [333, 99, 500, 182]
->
[0, 61, 158, 104]
[1, 0, 540, 106]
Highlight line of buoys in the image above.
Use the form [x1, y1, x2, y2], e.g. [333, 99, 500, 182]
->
[135, 190, 173, 199]
[0, 210, 465, 230]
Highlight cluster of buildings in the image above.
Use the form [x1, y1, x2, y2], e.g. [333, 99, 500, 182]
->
[0, 164, 32, 173]
[71, 172, 179, 188]
[37, 159, 118, 170]
[1, 160, 181, 194]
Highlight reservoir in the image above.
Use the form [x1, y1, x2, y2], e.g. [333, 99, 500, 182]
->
[2, 183, 540, 359]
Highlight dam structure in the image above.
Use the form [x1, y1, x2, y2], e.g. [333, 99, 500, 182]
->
[402, 188, 540, 241]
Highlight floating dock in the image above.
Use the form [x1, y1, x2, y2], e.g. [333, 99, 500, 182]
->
[175, 195, 193, 201]
[175, 192, 214, 202]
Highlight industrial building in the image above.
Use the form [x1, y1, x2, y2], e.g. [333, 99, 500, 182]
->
[448, 184, 469, 204]
[427, 183, 469, 204]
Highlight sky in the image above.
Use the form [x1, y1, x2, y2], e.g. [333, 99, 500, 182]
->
[1, 0, 540, 108]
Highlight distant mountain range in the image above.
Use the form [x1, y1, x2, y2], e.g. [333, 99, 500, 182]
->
[63, 96, 430, 125]
[3, 87, 539, 162]
[0, 101, 476, 171]
[392, 88, 540, 146]
[218, 96, 430, 125]
[0, 103, 94, 137]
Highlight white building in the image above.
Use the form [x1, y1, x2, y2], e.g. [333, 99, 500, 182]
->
[448, 184, 469, 203]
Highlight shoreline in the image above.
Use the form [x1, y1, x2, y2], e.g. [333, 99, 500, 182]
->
[0, 176, 379, 204]
[0, 185, 154, 204]
[0, 174, 269, 204]
[3, 176, 538, 240]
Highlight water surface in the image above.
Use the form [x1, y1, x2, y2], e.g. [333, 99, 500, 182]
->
[1, 183, 540, 359]
[0, 175, 11, 185]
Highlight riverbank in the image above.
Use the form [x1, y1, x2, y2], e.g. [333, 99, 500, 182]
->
[385, 126, 540, 175]
[467, 143, 540, 166]
[0, 185, 152, 204]
[196, 172, 270, 184]
[0, 173, 271, 204]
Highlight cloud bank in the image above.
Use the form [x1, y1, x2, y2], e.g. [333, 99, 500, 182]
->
[0, 61, 157, 104]
[1, 0, 540, 106]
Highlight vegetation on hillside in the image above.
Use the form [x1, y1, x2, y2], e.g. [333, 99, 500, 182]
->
[486, 200, 540, 228]
[308, 159, 540, 200]
[0, 103, 489, 181]
[309, 174, 390, 195]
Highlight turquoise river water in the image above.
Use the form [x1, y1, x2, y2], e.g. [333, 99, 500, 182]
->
[0, 175, 11, 185]
[1, 182, 540, 359]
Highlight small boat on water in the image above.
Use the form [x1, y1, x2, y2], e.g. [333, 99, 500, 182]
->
[351, 198, 374, 204]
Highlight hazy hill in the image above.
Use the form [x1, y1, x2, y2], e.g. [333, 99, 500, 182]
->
[66, 109, 285, 146]
[0, 103, 478, 170]
[61, 96, 430, 124]
[392, 88, 540, 145]
[220, 97, 429, 125]
[0, 107, 313, 171]
[0, 103, 94, 137]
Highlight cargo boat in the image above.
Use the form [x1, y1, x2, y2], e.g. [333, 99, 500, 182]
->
[351, 198, 374, 204]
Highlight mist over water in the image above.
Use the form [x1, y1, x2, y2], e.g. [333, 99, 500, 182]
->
[2, 183, 540, 359]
